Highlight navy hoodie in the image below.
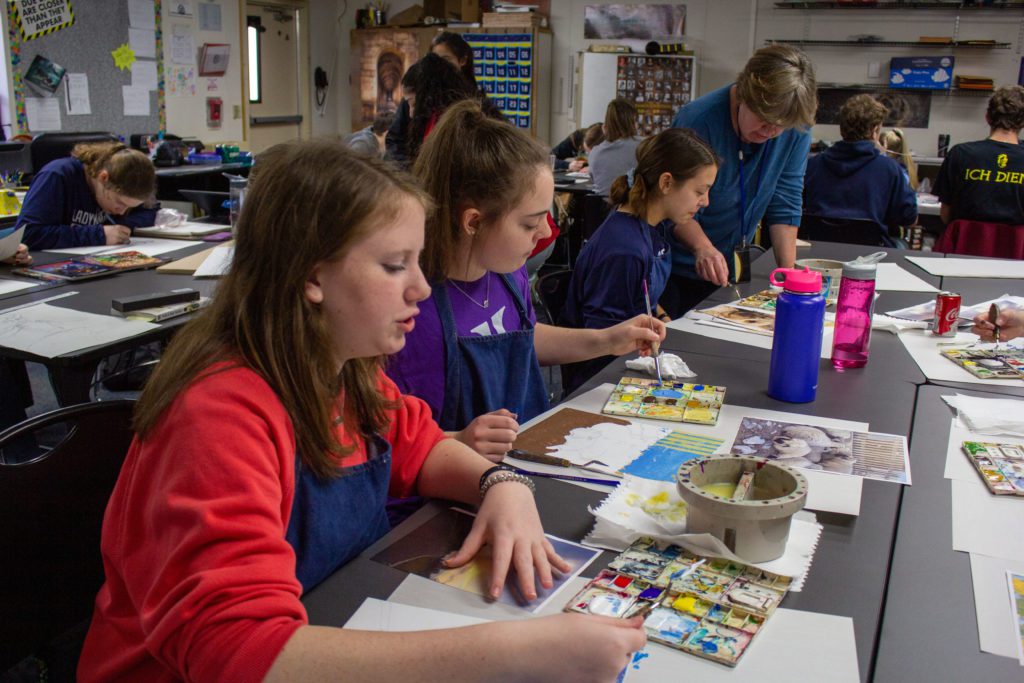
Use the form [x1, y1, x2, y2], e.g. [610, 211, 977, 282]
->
[17, 157, 158, 250]
[803, 140, 917, 231]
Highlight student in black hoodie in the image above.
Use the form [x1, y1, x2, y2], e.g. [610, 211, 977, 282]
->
[803, 94, 917, 241]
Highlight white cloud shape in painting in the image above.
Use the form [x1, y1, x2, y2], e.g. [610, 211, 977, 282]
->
[932, 69, 950, 83]
[891, 72, 905, 84]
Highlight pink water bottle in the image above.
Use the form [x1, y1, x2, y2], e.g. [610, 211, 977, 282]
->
[831, 252, 886, 370]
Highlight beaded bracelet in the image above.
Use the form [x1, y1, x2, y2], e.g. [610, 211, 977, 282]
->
[479, 468, 536, 500]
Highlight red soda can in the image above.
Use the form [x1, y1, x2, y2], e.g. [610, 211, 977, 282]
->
[932, 291, 961, 336]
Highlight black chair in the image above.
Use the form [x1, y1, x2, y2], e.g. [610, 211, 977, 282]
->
[534, 268, 573, 326]
[798, 214, 907, 249]
[0, 140, 32, 177]
[582, 193, 612, 243]
[0, 400, 135, 676]
[29, 131, 117, 175]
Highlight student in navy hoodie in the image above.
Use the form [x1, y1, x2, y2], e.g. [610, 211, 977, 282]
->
[803, 94, 917, 241]
[560, 128, 719, 394]
[17, 141, 157, 250]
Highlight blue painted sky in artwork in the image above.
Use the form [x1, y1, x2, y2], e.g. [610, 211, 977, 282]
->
[621, 433, 724, 482]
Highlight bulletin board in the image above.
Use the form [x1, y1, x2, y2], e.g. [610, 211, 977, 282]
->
[6, 0, 165, 136]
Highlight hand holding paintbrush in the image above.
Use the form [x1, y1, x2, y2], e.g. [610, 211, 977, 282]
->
[972, 305, 1024, 343]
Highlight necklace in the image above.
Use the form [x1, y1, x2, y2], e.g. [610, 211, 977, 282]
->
[448, 272, 490, 309]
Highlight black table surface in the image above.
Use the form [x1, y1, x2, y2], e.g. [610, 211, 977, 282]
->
[874, 384, 1023, 682]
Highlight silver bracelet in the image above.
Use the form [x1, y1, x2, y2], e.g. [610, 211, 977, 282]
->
[479, 469, 536, 499]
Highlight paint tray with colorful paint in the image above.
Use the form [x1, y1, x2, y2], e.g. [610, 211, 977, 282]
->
[940, 348, 1024, 380]
[564, 536, 790, 667]
[602, 377, 726, 425]
[961, 441, 1024, 497]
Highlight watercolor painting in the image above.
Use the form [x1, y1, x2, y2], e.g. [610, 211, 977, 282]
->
[371, 507, 599, 612]
[731, 417, 911, 484]
[621, 429, 724, 482]
[698, 304, 776, 336]
[1008, 571, 1024, 665]
[584, 4, 686, 40]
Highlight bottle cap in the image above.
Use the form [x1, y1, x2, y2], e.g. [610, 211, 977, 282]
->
[769, 267, 822, 293]
[842, 251, 887, 281]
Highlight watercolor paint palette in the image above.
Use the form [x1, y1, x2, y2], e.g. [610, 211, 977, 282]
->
[565, 537, 790, 667]
[961, 441, 1024, 496]
[940, 347, 1024, 380]
[602, 377, 726, 426]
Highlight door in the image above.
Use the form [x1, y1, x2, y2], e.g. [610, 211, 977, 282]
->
[245, 1, 309, 153]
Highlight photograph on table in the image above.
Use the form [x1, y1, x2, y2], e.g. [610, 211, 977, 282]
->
[941, 347, 1024, 380]
[565, 537, 791, 667]
[602, 376, 726, 425]
[730, 417, 911, 484]
[696, 304, 776, 336]
[371, 507, 600, 612]
[962, 441, 1024, 496]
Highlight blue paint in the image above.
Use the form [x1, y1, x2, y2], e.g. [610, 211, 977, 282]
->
[638, 587, 662, 600]
[631, 651, 649, 669]
[621, 443, 704, 482]
[650, 388, 684, 399]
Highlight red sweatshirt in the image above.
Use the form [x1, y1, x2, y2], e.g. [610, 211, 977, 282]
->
[78, 364, 446, 682]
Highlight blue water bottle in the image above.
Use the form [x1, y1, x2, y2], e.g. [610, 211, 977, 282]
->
[768, 267, 825, 403]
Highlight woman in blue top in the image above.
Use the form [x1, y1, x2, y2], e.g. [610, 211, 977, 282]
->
[561, 128, 719, 394]
[18, 142, 157, 250]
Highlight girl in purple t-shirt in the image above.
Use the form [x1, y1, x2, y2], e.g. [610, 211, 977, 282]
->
[387, 100, 666, 459]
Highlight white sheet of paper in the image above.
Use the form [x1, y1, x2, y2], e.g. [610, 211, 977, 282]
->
[194, 245, 234, 278]
[24, 97, 61, 132]
[128, 27, 156, 59]
[198, 2, 222, 31]
[0, 304, 157, 358]
[0, 279, 38, 296]
[875, 262, 938, 292]
[345, 597, 485, 631]
[122, 86, 150, 116]
[943, 394, 1024, 439]
[951, 477, 1024, 562]
[43, 237, 202, 257]
[128, 0, 156, 28]
[906, 255, 1024, 279]
[538, 385, 865, 515]
[131, 60, 159, 91]
[897, 329, 1024, 388]
[0, 226, 25, 261]
[970, 552, 1024, 660]
[385, 576, 859, 682]
[171, 26, 195, 66]
[64, 73, 91, 115]
[169, 1, 194, 16]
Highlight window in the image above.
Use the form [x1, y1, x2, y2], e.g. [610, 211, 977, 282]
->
[247, 16, 263, 103]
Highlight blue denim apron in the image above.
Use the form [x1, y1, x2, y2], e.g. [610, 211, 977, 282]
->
[435, 272, 550, 431]
[285, 433, 392, 593]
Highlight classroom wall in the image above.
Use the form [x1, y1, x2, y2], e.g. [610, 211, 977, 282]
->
[162, 0, 245, 144]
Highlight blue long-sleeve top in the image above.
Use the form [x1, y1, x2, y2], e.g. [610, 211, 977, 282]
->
[670, 84, 810, 279]
[803, 139, 918, 231]
[561, 210, 674, 329]
[18, 157, 158, 250]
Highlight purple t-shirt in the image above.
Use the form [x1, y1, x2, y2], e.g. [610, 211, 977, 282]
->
[386, 267, 537, 421]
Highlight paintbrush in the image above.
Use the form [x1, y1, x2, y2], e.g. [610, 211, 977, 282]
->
[642, 279, 662, 384]
[989, 303, 1001, 344]
[506, 448, 623, 478]
[510, 466, 621, 487]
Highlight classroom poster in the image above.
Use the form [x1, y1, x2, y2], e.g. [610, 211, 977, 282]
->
[616, 55, 693, 136]
[13, 0, 74, 40]
[465, 33, 533, 130]
[354, 29, 421, 126]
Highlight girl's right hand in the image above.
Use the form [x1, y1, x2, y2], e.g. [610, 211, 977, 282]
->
[104, 224, 132, 245]
[454, 408, 519, 461]
[511, 613, 647, 682]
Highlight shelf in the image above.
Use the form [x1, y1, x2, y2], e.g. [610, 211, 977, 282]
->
[776, 1, 1024, 9]
[818, 83, 996, 96]
[766, 38, 1011, 48]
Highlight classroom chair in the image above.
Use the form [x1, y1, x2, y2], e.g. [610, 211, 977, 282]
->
[934, 219, 1024, 259]
[29, 131, 117, 177]
[0, 140, 33, 177]
[799, 215, 906, 249]
[0, 399, 135, 678]
[534, 268, 573, 326]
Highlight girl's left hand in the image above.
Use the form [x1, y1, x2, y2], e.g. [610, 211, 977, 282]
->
[442, 481, 570, 601]
[3, 243, 31, 266]
[602, 314, 666, 357]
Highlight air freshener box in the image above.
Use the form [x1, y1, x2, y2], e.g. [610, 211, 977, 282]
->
[889, 56, 954, 90]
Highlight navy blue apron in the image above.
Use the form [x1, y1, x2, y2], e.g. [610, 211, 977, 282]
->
[435, 272, 549, 431]
[285, 433, 392, 593]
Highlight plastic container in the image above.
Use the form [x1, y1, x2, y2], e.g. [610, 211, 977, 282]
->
[831, 252, 886, 370]
[767, 267, 825, 403]
[187, 152, 222, 165]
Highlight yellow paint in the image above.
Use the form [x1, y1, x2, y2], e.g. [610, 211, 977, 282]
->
[702, 482, 737, 498]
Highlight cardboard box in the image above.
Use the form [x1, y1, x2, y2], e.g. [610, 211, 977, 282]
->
[424, 0, 479, 23]
[889, 56, 954, 90]
[482, 11, 546, 28]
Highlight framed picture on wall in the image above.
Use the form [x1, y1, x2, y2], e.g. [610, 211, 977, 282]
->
[199, 43, 230, 76]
